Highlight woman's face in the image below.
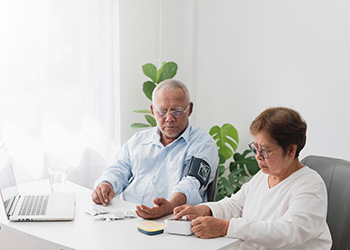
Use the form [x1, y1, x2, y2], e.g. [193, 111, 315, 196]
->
[253, 130, 294, 177]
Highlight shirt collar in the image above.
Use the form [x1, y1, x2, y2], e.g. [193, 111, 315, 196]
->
[178, 124, 191, 144]
[145, 125, 192, 147]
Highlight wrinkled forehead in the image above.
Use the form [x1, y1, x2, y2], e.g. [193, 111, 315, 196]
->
[153, 88, 188, 108]
[253, 130, 278, 148]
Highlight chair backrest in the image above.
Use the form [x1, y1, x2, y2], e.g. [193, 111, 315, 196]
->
[301, 155, 350, 250]
[207, 166, 219, 202]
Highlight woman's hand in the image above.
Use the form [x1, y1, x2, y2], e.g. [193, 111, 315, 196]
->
[173, 204, 211, 220]
[191, 216, 230, 239]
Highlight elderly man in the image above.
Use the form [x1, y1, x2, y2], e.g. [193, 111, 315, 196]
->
[92, 79, 219, 219]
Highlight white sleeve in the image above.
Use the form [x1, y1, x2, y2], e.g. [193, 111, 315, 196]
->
[204, 185, 246, 220]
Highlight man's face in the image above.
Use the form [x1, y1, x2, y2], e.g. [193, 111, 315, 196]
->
[151, 88, 193, 145]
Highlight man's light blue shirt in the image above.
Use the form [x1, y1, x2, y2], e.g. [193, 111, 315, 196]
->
[95, 125, 219, 207]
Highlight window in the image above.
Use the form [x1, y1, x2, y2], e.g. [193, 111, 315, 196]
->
[0, 0, 120, 187]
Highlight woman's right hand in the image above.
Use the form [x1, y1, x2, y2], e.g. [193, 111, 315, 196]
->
[173, 204, 212, 220]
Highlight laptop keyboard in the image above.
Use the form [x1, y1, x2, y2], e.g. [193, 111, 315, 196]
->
[19, 195, 49, 216]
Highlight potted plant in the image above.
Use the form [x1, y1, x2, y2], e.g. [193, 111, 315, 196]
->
[209, 124, 259, 201]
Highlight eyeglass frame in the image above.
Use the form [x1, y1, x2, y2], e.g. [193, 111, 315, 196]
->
[248, 142, 279, 159]
[154, 104, 190, 118]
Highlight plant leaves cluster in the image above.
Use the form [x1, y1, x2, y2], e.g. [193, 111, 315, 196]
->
[131, 62, 178, 129]
[210, 124, 260, 201]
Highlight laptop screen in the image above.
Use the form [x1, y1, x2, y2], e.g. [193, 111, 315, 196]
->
[0, 143, 19, 204]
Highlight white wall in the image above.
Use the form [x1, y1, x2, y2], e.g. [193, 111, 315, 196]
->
[119, 0, 350, 161]
[194, 0, 350, 161]
[118, 0, 193, 142]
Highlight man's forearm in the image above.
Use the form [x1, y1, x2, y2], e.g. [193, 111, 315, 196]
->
[169, 192, 187, 211]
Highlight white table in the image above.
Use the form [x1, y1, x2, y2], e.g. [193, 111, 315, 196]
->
[0, 180, 240, 250]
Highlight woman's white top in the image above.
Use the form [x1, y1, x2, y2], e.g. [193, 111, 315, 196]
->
[205, 166, 332, 250]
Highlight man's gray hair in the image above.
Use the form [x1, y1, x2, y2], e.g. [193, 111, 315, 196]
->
[152, 79, 191, 104]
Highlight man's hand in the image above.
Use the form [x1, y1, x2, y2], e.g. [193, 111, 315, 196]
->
[136, 192, 187, 219]
[135, 198, 173, 219]
[92, 182, 115, 206]
[173, 204, 212, 220]
[191, 216, 230, 239]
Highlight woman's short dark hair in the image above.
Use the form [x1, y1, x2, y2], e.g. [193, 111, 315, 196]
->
[249, 107, 307, 158]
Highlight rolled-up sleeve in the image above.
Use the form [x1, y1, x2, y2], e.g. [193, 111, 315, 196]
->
[172, 132, 219, 205]
[94, 142, 132, 196]
[172, 176, 202, 205]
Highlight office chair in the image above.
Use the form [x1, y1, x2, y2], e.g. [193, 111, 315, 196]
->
[301, 155, 350, 250]
[207, 166, 219, 202]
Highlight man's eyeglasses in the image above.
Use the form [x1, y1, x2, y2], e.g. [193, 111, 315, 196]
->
[155, 104, 190, 118]
[248, 142, 278, 159]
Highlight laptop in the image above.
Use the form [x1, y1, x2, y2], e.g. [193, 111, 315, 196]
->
[0, 143, 76, 221]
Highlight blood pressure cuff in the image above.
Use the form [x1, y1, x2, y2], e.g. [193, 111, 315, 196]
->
[185, 156, 211, 188]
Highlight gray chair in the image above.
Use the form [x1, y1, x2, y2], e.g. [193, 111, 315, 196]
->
[207, 166, 219, 202]
[301, 155, 350, 250]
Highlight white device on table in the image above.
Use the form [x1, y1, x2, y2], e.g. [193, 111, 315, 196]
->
[0, 143, 76, 221]
[165, 218, 193, 235]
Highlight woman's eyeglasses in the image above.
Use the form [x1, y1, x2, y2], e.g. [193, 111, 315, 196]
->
[248, 142, 279, 159]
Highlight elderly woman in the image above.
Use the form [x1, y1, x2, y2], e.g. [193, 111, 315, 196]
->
[174, 107, 332, 249]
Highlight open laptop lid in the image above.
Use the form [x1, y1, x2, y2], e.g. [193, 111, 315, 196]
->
[0, 143, 19, 219]
[0, 142, 76, 221]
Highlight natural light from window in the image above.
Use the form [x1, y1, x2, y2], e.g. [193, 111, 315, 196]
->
[0, 0, 119, 188]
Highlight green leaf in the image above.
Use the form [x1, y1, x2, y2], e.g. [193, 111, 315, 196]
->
[228, 167, 244, 178]
[228, 172, 245, 193]
[218, 165, 226, 177]
[233, 149, 251, 161]
[219, 154, 226, 165]
[133, 109, 151, 114]
[142, 63, 157, 82]
[231, 150, 260, 176]
[221, 178, 235, 196]
[144, 114, 157, 127]
[143, 81, 157, 101]
[209, 123, 239, 160]
[215, 194, 224, 201]
[156, 62, 166, 83]
[157, 62, 178, 83]
[131, 123, 152, 129]
[215, 188, 225, 201]
[228, 160, 238, 172]
[228, 176, 242, 189]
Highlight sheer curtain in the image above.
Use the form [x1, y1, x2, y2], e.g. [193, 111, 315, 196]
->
[0, 0, 120, 189]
